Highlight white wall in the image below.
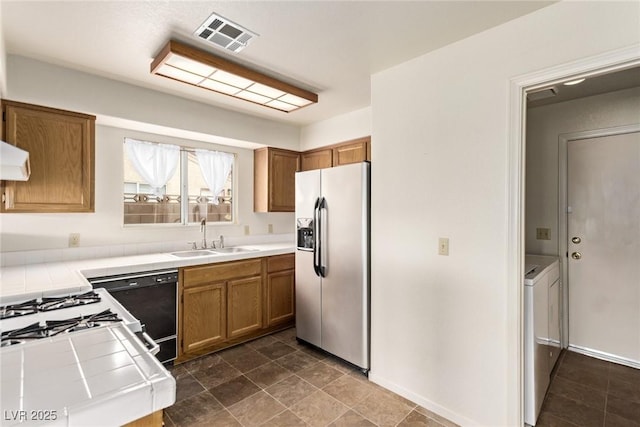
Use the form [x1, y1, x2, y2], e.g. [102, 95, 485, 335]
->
[526, 87, 640, 255]
[300, 106, 371, 151]
[369, 2, 639, 426]
[5, 56, 300, 150]
[0, 125, 294, 252]
[1, 55, 300, 252]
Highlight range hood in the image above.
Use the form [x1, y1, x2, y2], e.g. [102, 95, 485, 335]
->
[0, 140, 31, 181]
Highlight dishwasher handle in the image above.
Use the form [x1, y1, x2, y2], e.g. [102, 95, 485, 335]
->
[98, 281, 162, 292]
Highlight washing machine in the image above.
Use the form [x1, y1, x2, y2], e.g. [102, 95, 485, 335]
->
[524, 254, 560, 426]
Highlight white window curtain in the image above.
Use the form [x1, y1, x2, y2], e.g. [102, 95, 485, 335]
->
[195, 149, 234, 205]
[124, 138, 179, 196]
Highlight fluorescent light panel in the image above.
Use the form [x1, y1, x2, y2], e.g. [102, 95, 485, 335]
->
[151, 40, 318, 112]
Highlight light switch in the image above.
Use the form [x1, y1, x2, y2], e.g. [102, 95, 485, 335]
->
[268, 224, 273, 234]
[244, 225, 250, 235]
[438, 238, 449, 256]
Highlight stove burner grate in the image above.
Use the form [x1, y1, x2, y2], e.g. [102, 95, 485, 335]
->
[0, 322, 48, 346]
[46, 310, 122, 335]
[39, 291, 102, 312]
[0, 310, 122, 347]
[0, 291, 102, 320]
[0, 299, 39, 320]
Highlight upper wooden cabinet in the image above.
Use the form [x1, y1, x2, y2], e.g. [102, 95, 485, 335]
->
[332, 137, 370, 167]
[254, 147, 299, 212]
[300, 148, 332, 171]
[299, 137, 371, 171]
[1, 100, 95, 213]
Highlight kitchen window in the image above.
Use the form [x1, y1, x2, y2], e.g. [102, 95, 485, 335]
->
[123, 138, 234, 225]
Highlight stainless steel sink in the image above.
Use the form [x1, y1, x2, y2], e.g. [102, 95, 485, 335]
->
[211, 247, 258, 254]
[170, 250, 217, 258]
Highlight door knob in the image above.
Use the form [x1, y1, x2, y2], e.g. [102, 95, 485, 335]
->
[571, 236, 581, 244]
[571, 252, 582, 260]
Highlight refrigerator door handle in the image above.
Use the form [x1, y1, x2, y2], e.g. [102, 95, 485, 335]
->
[318, 197, 327, 278]
[313, 197, 321, 277]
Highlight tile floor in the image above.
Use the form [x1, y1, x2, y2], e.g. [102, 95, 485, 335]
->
[163, 328, 458, 427]
[537, 350, 640, 427]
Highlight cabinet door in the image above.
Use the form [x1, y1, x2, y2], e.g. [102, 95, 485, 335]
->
[2, 101, 95, 212]
[268, 149, 299, 212]
[332, 140, 368, 167]
[300, 149, 332, 171]
[254, 148, 299, 213]
[267, 269, 295, 326]
[182, 283, 226, 353]
[228, 276, 263, 338]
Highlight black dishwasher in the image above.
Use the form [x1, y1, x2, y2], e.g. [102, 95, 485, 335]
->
[90, 269, 178, 364]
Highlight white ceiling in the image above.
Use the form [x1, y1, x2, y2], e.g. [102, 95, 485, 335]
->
[2, 1, 555, 126]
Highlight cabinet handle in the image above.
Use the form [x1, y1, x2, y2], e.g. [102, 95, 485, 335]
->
[571, 252, 582, 260]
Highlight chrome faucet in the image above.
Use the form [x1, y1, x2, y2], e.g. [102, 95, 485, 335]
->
[200, 218, 207, 249]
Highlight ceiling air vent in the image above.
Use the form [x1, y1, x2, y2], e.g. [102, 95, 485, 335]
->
[194, 13, 258, 53]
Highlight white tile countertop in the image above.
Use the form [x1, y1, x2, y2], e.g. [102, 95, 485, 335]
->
[0, 238, 293, 426]
[0, 241, 294, 304]
[0, 323, 175, 426]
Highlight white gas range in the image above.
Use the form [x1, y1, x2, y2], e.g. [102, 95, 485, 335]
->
[0, 288, 176, 426]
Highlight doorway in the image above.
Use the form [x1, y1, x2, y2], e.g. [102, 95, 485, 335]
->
[516, 51, 640, 426]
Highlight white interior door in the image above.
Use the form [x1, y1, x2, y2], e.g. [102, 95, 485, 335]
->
[567, 130, 640, 364]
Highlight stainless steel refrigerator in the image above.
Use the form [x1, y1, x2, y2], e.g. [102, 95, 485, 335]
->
[295, 161, 370, 372]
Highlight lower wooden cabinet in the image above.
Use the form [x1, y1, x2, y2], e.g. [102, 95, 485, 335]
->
[182, 282, 226, 353]
[178, 255, 295, 362]
[267, 254, 295, 326]
[123, 410, 163, 427]
[228, 276, 262, 338]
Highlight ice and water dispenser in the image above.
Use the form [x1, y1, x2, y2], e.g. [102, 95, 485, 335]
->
[296, 218, 314, 250]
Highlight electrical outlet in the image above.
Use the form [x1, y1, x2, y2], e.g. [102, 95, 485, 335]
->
[536, 228, 551, 240]
[438, 238, 449, 256]
[268, 224, 273, 234]
[69, 233, 80, 248]
[244, 225, 250, 235]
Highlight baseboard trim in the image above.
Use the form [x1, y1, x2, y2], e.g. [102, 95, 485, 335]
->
[568, 345, 640, 369]
[368, 371, 477, 426]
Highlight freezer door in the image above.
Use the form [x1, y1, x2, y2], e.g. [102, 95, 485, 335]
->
[320, 162, 370, 369]
[295, 169, 322, 347]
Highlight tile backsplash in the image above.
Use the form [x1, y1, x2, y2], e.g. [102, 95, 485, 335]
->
[0, 233, 294, 267]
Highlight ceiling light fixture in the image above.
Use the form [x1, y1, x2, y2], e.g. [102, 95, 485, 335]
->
[563, 78, 586, 86]
[151, 40, 318, 113]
